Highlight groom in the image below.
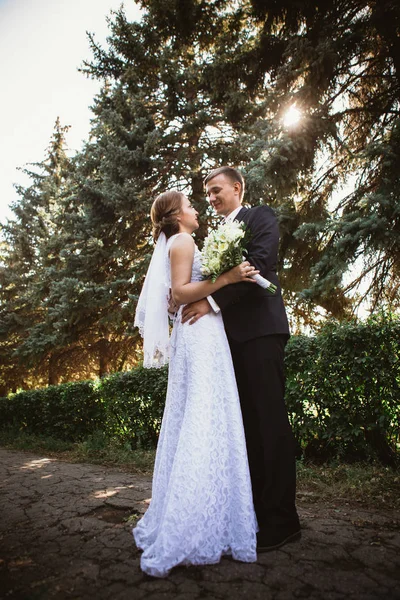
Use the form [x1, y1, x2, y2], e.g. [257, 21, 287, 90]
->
[182, 166, 300, 551]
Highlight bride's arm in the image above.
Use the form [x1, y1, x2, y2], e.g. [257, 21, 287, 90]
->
[170, 233, 258, 305]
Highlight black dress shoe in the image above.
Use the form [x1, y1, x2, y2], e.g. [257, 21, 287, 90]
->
[257, 528, 301, 552]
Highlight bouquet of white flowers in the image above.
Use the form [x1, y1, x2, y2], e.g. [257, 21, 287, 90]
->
[201, 221, 277, 293]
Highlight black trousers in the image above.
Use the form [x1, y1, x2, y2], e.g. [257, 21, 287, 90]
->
[228, 333, 300, 533]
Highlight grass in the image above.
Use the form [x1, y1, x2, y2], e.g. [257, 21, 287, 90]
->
[296, 460, 400, 510]
[1, 429, 399, 509]
[0, 428, 156, 473]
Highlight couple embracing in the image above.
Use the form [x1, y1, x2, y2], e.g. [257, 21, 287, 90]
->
[133, 166, 300, 578]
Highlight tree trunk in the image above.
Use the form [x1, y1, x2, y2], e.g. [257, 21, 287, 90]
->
[191, 170, 208, 243]
[48, 354, 59, 386]
[364, 427, 398, 467]
[98, 338, 111, 378]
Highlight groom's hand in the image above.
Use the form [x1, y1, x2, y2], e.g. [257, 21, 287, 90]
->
[181, 299, 211, 325]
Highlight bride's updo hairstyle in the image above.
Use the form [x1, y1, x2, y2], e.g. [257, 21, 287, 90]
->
[151, 190, 184, 242]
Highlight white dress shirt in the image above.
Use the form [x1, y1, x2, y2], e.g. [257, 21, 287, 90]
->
[222, 205, 242, 224]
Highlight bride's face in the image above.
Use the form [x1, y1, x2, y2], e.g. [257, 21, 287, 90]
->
[178, 196, 199, 233]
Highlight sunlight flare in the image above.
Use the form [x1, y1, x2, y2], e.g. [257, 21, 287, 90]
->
[283, 105, 302, 127]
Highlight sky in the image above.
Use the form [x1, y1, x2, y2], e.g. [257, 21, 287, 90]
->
[0, 0, 141, 224]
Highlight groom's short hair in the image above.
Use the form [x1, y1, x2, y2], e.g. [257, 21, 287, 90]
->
[204, 166, 245, 200]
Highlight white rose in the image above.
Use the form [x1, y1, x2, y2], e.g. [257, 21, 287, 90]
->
[209, 258, 220, 272]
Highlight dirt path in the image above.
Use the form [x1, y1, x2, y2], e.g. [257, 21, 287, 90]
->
[0, 448, 399, 600]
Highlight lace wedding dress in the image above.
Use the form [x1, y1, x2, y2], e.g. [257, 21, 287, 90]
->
[133, 234, 257, 577]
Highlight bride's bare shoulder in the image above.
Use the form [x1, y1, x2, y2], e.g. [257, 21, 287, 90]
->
[169, 233, 195, 253]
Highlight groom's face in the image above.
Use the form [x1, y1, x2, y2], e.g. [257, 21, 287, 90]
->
[205, 174, 242, 217]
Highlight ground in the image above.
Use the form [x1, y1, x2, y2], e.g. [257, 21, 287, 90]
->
[0, 448, 399, 600]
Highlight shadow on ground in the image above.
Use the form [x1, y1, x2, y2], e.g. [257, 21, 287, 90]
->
[0, 448, 399, 600]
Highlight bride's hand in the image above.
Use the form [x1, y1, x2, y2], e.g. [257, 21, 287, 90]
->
[224, 261, 259, 284]
[168, 290, 180, 314]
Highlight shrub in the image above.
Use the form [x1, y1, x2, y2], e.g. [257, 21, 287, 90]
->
[0, 367, 168, 450]
[0, 313, 398, 464]
[100, 367, 168, 449]
[285, 313, 400, 464]
[0, 381, 104, 441]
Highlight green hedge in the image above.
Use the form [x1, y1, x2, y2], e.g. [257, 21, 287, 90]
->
[0, 367, 168, 449]
[99, 367, 167, 448]
[285, 315, 399, 465]
[0, 314, 398, 463]
[0, 381, 104, 442]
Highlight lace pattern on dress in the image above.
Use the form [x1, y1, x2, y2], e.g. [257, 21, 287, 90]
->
[133, 234, 257, 577]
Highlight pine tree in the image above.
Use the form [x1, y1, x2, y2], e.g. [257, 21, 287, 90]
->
[80, 3, 265, 231]
[236, 0, 400, 317]
[0, 119, 79, 389]
[58, 2, 267, 371]
[137, 0, 400, 319]
[80, 1, 398, 326]
[3, 1, 399, 393]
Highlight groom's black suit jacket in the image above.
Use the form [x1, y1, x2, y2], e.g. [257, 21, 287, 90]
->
[211, 205, 290, 342]
[212, 206, 299, 533]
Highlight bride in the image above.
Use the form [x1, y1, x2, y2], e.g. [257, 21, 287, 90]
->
[133, 190, 258, 577]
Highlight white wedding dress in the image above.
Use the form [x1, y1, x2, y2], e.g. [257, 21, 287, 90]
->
[133, 234, 257, 577]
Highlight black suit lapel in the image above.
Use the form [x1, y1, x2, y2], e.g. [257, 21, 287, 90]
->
[234, 207, 249, 222]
